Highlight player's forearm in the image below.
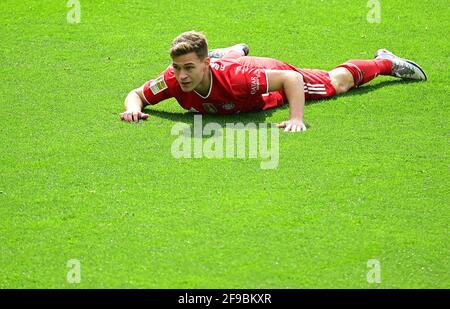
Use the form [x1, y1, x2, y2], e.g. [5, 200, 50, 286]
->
[283, 73, 305, 120]
[124, 90, 145, 112]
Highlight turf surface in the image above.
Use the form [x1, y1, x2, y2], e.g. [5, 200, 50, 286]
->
[0, 0, 449, 288]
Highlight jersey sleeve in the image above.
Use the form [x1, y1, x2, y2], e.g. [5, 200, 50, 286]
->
[142, 69, 173, 105]
[230, 65, 269, 98]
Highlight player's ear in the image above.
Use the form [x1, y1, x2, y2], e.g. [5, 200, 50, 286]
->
[204, 56, 210, 66]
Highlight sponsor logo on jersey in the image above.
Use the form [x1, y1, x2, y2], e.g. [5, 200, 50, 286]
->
[202, 103, 218, 114]
[250, 75, 260, 95]
[150, 75, 168, 95]
[222, 102, 235, 110]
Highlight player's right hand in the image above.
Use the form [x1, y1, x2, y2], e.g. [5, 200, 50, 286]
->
[276, 118, 307, 132]
[120, 111, 149, 123]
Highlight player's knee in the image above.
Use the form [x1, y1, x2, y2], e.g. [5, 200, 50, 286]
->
[331, 75, 354, 94]
[334, 82, 352, 94]
[329, 67, 355, 94]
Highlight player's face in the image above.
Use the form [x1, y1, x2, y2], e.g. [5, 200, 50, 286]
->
[172, 52, 210, 92]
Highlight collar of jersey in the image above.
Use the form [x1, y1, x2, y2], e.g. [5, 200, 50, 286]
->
[193, 70, 213, 99]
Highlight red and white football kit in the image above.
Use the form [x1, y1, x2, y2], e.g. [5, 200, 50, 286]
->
[142, 56, 337, 114]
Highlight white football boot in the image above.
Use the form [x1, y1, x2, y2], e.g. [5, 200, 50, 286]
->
[374, 49, 427, 81]
[208, 43, 249, 59]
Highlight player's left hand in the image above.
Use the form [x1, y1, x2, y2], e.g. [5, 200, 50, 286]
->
[276, 118, 307, 132]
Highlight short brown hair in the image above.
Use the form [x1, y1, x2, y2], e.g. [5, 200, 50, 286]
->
[169, 31, 208, 59]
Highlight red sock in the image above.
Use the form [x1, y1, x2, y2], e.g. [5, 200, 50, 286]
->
[335, 59, 392, 87]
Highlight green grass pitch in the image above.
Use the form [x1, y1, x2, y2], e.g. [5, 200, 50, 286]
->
[0, 0, 449, 288]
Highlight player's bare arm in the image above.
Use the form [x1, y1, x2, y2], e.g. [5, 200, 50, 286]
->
[266, 70, 307, 132]
[121, 85, 149, 122]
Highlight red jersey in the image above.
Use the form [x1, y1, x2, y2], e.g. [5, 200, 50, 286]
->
[142, 56, 336, 114]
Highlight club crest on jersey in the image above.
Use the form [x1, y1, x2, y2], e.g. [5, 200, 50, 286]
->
[202, 103, 218, 114]
[222, 102, 235, 110]
[150, 75, 168, 95]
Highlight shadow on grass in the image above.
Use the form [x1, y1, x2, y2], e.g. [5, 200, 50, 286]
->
[145, 105, 281, 127]
[144, 78, 420, 128]
[332, 79, 418, 100]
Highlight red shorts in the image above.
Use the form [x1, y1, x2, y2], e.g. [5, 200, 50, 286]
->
[236, 56, 336, 110]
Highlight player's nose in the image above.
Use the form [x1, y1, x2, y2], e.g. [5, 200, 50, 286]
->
[180, 72, 189, 80]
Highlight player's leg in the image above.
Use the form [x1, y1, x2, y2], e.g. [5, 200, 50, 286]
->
[329, 49, 427, 95]
[329, 57, 394, 95]
[208, 43, 249, 59]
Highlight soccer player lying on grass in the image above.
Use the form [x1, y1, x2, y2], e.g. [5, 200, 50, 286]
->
[121, 31, 427, 132]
